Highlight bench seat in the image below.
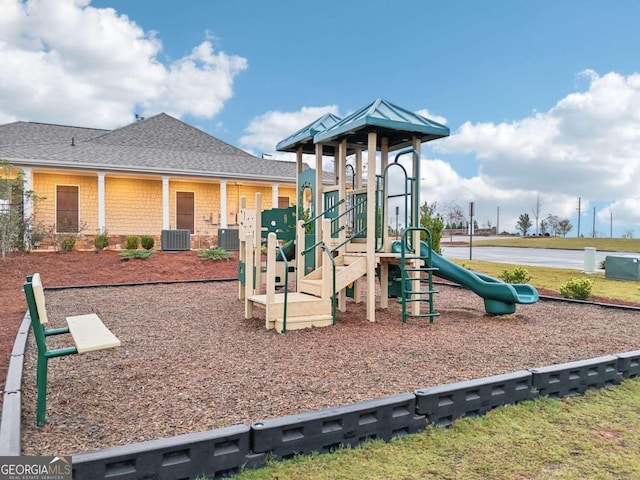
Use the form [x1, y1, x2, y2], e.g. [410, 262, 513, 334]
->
[66, 313, 121, 353]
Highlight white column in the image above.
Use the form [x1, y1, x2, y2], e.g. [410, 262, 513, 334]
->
[22, 167, 32, 221]
[97, 172, 106, 233]
[220, 180, 228, 228]
[272, 183, 279, 208]
[162, 176, 170, 229]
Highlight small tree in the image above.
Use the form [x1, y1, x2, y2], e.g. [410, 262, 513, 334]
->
[0, 159, 42, 257]
[515, 213, 532, 236]
[558, 218, 573, 237]
[419, 201, 444, 254]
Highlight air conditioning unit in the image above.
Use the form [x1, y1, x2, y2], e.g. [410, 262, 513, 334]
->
[218, 228, 240, 251]
[161, 229, 191, 251]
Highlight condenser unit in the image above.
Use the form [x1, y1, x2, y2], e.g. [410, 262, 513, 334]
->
[161, 229, 191, 251]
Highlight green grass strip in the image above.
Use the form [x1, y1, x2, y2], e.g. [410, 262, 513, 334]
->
[232, 379, 640, 479]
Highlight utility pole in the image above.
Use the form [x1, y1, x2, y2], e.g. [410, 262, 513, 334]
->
[577, 197, 581, 237]
[469, 202, 474, 260]
[592, 206, 596, 238]
[496, 206, 500, 235]
[610, 209, 613, 238]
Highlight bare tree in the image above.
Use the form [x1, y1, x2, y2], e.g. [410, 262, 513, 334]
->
[531, 193, 543, 235]
[545, 214, 560, 236]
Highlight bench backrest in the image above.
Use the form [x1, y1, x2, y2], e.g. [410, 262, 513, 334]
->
[31, 273, 49, 324]
[24, 274, 47, 353]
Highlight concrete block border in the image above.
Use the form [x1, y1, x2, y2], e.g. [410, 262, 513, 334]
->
[2, 307, 639, 479]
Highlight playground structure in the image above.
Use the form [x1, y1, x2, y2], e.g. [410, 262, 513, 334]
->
[238, 99, 538, 332]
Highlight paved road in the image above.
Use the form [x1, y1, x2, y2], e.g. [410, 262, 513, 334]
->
[441, 245, 640, 270]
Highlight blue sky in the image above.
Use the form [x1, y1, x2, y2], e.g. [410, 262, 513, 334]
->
[2, 0, 640, 237]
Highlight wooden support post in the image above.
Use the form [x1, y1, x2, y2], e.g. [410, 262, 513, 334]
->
[366, 131, 377, 322]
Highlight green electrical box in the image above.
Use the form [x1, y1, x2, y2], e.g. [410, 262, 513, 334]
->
[604, 256, 640, 281]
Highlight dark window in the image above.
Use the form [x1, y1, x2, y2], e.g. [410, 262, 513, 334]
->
[176, 191, 194, 233]
[278, 196, 290, 208]
[56, 185, 79, 233]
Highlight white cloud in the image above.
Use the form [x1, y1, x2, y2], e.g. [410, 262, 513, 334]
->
[0, 0, 246, 128]
[239, 105, 339, 155]
[416, 108, 447, 125]
[437, 71, 640, 201]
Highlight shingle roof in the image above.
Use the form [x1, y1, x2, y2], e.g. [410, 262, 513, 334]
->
[0, 113, 299, 182]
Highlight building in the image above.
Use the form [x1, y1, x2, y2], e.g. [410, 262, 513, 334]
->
[0, 113, 298, 250]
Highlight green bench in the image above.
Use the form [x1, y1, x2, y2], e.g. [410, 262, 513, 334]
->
[23, 273, 121, 425]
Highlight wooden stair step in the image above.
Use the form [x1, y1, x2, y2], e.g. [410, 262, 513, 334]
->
[274, 314, 334, 332]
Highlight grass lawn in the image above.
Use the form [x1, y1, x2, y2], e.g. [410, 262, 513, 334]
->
[231, 380, 640, 479]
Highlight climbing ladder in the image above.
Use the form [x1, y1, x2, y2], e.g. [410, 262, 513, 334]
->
[396, 227, 440, 323]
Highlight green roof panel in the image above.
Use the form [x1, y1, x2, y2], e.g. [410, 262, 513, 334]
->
[276, 113, 342, 153]
[314, 98, 449, 151]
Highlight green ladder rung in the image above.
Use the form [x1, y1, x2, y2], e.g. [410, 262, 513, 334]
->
[401, 298, 435, 304]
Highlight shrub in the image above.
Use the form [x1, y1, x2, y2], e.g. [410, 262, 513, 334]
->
[559, 277, 593, 300]
[94, 234, 109, 251]
[498, 266, 532, 284]
[125, 236, 139, 250]
[120, 249, 155, 261]
[198, 247, 233, 261]
[60, 237, 75, 252]
[140, 235, 154, 250]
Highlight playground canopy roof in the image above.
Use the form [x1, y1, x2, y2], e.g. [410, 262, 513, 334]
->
[314, 98, 449, 151]
[276, 113, 342, 154]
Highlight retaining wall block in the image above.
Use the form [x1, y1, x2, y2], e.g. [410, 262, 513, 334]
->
[530, 355, 621, 399]
[10, 329, 29, 357]
[4, 354, 24, 393]
[251, 393, 424, 460]
[414, 370, 534, 427]
[72, 424, 263, 480]
[0, 391, 22, 456]
[615, 350, 640, 379]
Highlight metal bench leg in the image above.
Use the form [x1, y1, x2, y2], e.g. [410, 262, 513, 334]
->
[36, 353, 48, 426]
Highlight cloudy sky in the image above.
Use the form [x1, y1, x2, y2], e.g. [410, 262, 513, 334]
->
[1, 0, 640, 236]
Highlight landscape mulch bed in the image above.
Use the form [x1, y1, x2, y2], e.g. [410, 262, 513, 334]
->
[1, 250, 639, 456]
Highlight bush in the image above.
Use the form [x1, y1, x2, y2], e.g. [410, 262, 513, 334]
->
[559, 277, 593, 300]
[120, 249, 155, 261]
[498, 266, 532, 284]
[125, 236, 139, 250]
[60, 237, 75, 252]
[94, 234, 109, 251]
[140, 235, 154, 250]
[198, 247, 234, 261]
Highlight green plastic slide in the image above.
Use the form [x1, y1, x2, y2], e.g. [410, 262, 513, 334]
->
[391, 241, 539, 315]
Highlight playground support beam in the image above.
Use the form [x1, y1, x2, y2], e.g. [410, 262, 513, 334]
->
[315, 143, 323, 269]
[366, 131, 377, 322]
[411, 136, 422, 317]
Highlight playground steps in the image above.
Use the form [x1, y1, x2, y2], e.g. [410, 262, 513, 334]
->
[246, 292, 333, 331]
[298, 255, 367, 297]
